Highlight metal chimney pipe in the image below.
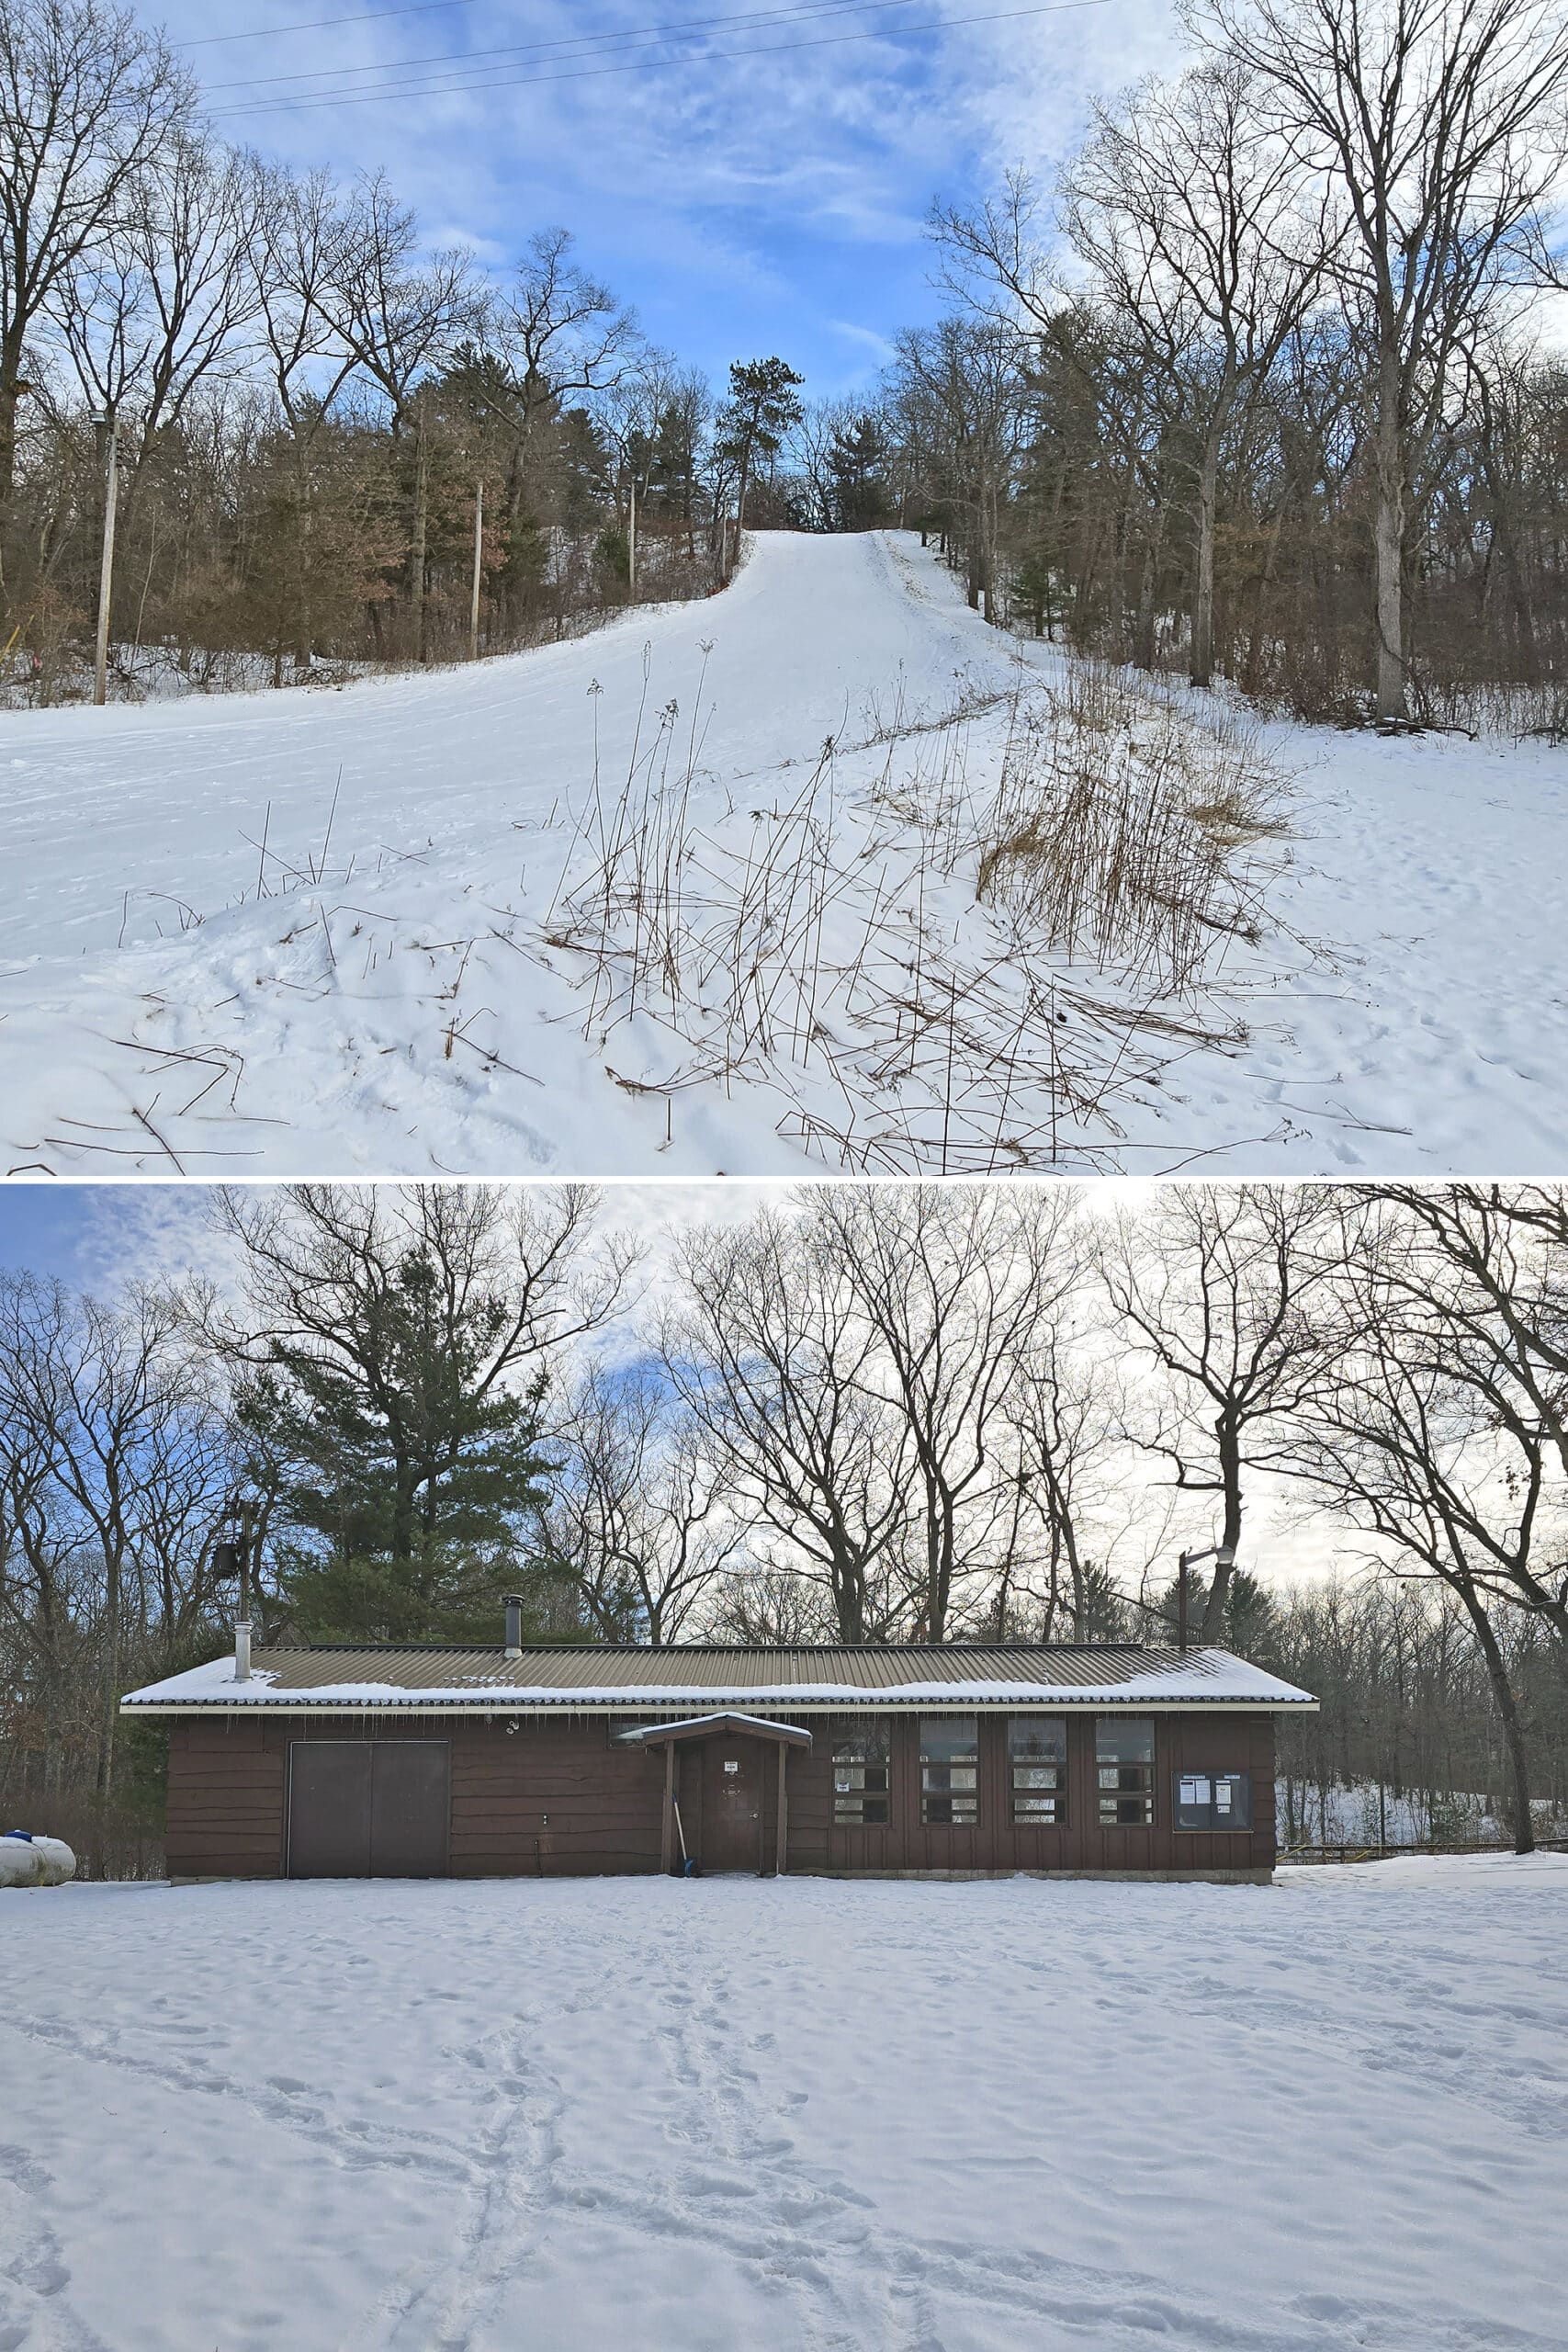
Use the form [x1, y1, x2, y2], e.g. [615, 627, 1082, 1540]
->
[503, 1595, 523, 1659]
[234, 1621, 253, 1682]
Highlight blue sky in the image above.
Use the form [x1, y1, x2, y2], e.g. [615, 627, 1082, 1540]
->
[0, 1185, 215, 1287]
[0, 1181, 781, 1298]
[150, 0, 1188, 398]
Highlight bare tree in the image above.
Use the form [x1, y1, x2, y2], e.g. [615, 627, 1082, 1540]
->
[52, 128, 264, 470]
[0, 1272, 235, 1802]
[890, 318, 1027, 619]
[310, 171, 477, 656]
[1277, 1194, 1562, 1850]
[1102, 1184, 1339, 1637]
[0, 0, 190, 599]
[479, 227, 639, 622]
[1008, 1324, 1122, 1637]
[207, 1181, 637, 1402]
[812, 1185, 1085, 1640]
[662, 1206, 912, 1642]
[543, 1363, 740, 1644]
[1061, 60, 1330, 685]
[1190, 0, 1568, 718]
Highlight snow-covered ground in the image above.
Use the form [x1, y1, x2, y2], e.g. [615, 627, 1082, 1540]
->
[4, 531, 1567, 1176]
[3, 1859, 1564, 2352]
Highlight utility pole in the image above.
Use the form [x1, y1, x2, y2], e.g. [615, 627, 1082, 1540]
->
[93, 414, 120, 707]
[627, 469, 637, 598]
[468, 479, 484, 662]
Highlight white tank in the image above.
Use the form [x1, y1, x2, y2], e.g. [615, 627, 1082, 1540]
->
[0, 1833, 77, 1886]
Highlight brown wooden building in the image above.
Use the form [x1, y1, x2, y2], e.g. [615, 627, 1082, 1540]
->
[123, 1634, 1315, 1884]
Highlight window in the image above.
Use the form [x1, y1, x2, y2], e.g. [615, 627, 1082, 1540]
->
[833, 1722, 891, 1825]
[1173, 1772, 1252, 1832]
[1009, 1716, 1067, 1825]
[920, 1717, 979, 1826]
[1096, 1719, 1156, 1826]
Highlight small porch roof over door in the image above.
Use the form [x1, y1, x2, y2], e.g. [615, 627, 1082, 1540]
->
[614, 1712, 813, 1750]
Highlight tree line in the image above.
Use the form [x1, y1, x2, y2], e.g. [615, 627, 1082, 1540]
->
[809, 0, 1568, 726]
[26, 0, 1568, 733]
[0, 0, 812, 700]
[2, 1180, 1565, 1867]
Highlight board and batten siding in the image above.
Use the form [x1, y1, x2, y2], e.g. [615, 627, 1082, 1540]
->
[164, 1708, 1276, 1880]
[164, 1714, 287, 1881]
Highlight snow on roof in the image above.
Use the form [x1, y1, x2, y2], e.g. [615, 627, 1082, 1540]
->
[120, 1642, 1315, 1712]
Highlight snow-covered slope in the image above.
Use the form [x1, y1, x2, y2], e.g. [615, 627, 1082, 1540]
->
[2, 1863, 1563, 2351]
[4, 530, 1565, 1176]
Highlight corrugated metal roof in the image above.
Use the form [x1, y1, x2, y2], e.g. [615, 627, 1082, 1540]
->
[120, 1641, 1316, 1712]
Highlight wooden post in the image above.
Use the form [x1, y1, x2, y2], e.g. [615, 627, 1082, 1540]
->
[411, 396, 430, 663]
[775, 1742, 788, 1877]
[94, 418, 119, 707]
[660, 1740, 675, 1874]
[468, 480, 483, 661]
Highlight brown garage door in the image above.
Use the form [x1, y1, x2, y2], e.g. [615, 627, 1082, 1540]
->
[288, 1741, 450, 1878]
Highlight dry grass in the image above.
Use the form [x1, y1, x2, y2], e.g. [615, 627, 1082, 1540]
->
[968, 664, 1287, 996]
[533, 649, 1290, 1171]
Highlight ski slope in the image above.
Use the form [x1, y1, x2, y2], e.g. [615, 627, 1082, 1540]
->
[3, 531, 1565, 1177]
[2, 1860, 1564, 2352]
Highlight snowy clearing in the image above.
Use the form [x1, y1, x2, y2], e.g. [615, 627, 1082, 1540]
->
[3, 1859, 1565, 2352]
[4, 532, 1566, 1177]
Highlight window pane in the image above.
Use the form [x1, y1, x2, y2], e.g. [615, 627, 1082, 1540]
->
[919, 1718, 979, 1825]
[1095, 1719, 1155, 1766]
[919, 1717, 978, 1763]
[833, 1720, 891, 1826]
[1010, 1715, 1068, 1826]
[1098, 1723, 1154, 1826]
[1008, 1716, 1066, 1764]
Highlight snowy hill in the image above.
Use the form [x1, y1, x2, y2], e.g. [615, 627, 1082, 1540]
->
[4, 531, 1565, 1177]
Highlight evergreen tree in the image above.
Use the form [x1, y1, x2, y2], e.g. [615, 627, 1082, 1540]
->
[713, 356, 805, 567]
[236, 1238, 560, 1642]
[828, 413, 893, 530]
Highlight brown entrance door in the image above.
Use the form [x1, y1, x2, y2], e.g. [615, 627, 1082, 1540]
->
[698, 1737, 763, 1872]
[288, 1741, 450, 1878]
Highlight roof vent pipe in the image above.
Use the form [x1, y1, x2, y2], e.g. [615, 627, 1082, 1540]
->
[504, 1595, 524, 1659]
[234, 1621, 252, 1683]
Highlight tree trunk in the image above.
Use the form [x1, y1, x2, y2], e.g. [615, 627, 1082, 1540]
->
[0, 340, 28, 603]
[1134, 526, 1158, 671]
[411, 403, 430, 664]
[1373, 352, 1407, 720]
[1191, 435, 1219, 688]
[1198, 1419, 1245, 1642]
[1455, 1578, 1534, 1854]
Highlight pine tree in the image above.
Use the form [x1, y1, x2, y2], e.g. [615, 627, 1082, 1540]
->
[238, 1245, 559, 1642]
[828, 413, 893, 530]
[713, 356, 805, 574]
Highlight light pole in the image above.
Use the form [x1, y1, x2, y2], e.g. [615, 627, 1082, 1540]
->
[92, 412, 120, 707]
[468, 479, 484, 662]
[1176, 1539, 1235, 1654]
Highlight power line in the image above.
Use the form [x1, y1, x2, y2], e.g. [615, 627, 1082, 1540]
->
[209, 0, 1111, 117]
[207, 0, 946, 95]
[184, 0, 475, 46]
